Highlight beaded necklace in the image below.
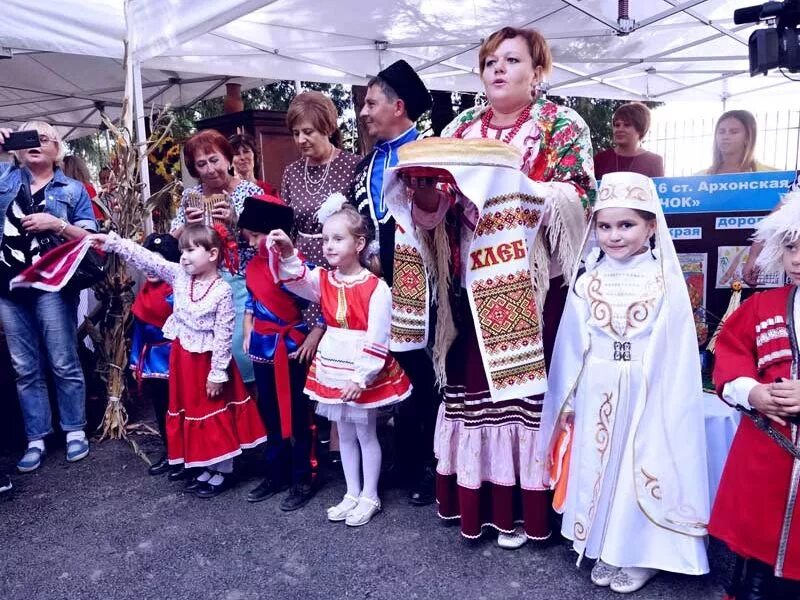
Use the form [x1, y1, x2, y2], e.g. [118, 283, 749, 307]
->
[303, 147, 338, 196]
[479, 104, 532, 143]
[189, 275, 220, 303]
[451, 104, 532, 141]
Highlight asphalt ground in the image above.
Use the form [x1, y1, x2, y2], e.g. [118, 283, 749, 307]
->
[0, 422, 732, 600]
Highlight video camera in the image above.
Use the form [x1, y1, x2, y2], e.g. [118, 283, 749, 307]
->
[734, 0, 800, 75]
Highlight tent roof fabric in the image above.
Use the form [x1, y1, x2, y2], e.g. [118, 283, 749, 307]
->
[1, 0, 794, 139]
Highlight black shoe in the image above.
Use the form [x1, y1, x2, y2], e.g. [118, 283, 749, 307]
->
[247, 478, 288, 503]
[167, 465, 188, 481]
[0, 474, 12, 494]
[409, 468, 436, 506]
[148, 456, 171, 476]
[184, 472, 210, 494]
[195, 474, 235, 499]
[280, 483, 315, 511]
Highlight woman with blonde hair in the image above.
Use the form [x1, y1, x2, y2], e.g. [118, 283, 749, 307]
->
[700, 110, 777, 175]
[0, 121, 97, 472]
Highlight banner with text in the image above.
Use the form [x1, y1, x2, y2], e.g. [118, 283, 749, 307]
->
[654, 171, 795, 214]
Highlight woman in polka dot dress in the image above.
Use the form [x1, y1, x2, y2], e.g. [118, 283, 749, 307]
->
[281, 91, 361, 361]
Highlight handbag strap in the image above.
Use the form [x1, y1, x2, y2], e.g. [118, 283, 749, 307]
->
[17, 179, 35, 215]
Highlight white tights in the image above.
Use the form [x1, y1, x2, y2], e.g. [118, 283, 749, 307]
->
[336, 413, 381, 502]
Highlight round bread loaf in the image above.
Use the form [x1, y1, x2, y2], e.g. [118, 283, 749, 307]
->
[396, 137, 521, 169]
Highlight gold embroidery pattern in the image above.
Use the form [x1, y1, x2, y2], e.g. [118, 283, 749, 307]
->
[626, 300, 651, 331]
[586, 271, 657, 337]
[597, 184, 651, 205]
[640, 468, 663, 501]
[587, 392, 614, 529]
[574, 520, 587, 542]
[586, 273, 612, 329]
[335, 286, 349, 329]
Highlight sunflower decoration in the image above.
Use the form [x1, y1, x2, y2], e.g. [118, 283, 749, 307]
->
[148, 133, 181, 183]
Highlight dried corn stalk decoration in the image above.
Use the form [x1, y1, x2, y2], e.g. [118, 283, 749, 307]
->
[93, 101, 176, 458]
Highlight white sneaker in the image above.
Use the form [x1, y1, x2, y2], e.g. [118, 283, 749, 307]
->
[327, 494, 359, 522]
[591, 560, 620, 587]
[497, 526, 528, 550]
[345, 496, 381, 527]
[609, 567, 659, 593]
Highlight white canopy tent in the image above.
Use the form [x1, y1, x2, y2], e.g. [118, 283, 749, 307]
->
[3, 0, 793, 137]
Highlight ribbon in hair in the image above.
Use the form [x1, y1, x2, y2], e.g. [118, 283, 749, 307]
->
[213, 223, 240, 274]
[315, 192, 348, 224]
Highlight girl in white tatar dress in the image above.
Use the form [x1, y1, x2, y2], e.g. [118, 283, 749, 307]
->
[540, 171, 709, 593]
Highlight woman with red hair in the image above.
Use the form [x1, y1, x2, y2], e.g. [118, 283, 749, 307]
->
[171, 129, 263, 395]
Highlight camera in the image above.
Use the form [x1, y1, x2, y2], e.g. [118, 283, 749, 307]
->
[734, 0, 800, 75]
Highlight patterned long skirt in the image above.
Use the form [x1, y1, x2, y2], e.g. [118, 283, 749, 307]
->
[434, 294, 551, 540]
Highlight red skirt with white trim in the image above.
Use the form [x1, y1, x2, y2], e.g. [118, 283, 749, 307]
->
[304, 327, 412, 408]
[166, 340, 266, 468]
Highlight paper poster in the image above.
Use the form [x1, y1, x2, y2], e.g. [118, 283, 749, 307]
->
[678, 253, 708, 345]
[715, 246, 784, 289]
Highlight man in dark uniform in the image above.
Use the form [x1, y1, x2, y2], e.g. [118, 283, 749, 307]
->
[350, 60, 438, 505]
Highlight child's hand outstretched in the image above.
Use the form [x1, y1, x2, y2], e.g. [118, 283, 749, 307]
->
[341, 381, 362, 403]
[86, 233, 109, 249]
[207, 380, 223, 399]
[267, 229, 295, 258]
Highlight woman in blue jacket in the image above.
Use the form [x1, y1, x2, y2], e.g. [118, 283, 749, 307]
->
[0, 122, 97, 473]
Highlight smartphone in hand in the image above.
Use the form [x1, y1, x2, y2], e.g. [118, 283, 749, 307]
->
[2, 130, 41, 151]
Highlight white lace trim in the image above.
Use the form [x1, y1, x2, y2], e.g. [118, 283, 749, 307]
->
[167, 396, 254, 421]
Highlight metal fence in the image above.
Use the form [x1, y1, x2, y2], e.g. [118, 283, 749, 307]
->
[646, 109, 800, 177]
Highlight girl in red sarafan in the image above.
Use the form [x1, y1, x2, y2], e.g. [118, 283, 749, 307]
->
[268, 194, 411, 528]
[89, 224, 267, 498]
[712, 190, 800, 599]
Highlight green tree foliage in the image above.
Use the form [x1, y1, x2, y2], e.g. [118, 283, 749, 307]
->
[66, 134, 111, 178]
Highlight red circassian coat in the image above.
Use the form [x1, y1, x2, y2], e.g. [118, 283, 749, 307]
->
[712, 284, 800, 580]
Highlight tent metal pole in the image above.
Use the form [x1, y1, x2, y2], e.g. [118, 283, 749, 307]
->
[556, 24, 751, 88]
[412, 6, 569, 73]
[651, 71, 743, 99]
[183, 78, 230, 108]
[3, 102, 101, 123]
[0, 84, 121, 106]
[132, 59, 153, 233]
[660, 0, 748, 46]
[62, 108, 99, 141]
[210, 31, 361, 79]
[635, 0, 709, 30]
[560, 0, 621, 31]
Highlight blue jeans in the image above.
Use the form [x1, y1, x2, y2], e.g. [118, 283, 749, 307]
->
[0, 290, 86, 441]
